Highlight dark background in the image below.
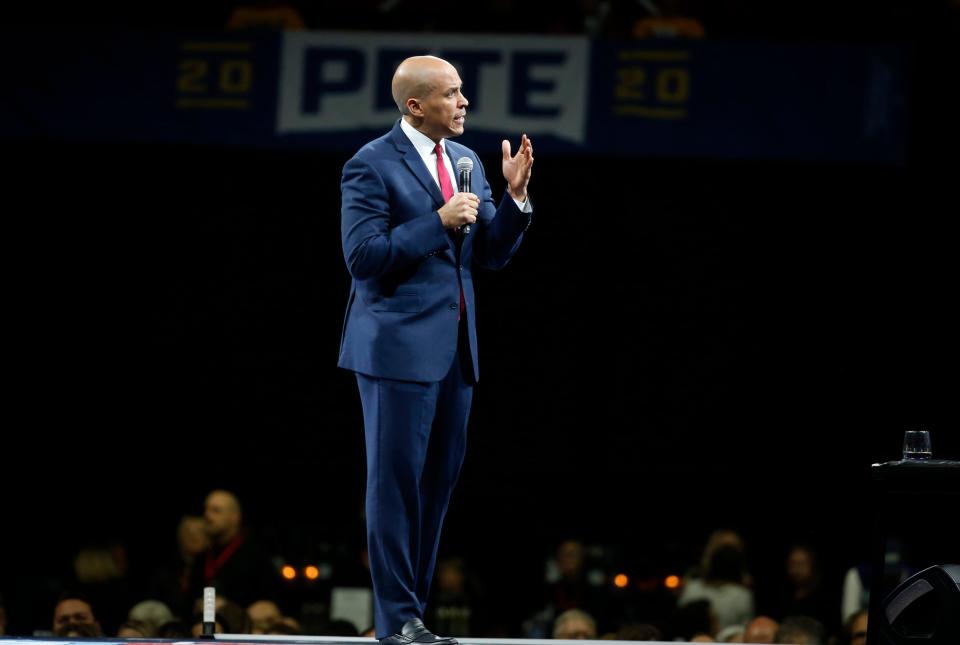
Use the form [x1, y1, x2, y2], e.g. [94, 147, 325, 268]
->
[2, 0, 958, 638]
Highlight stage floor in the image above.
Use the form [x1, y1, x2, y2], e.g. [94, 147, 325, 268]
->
[0, 636, 675, 645]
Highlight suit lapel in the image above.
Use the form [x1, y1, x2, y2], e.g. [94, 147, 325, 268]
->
[401, 146, 446, 208]
[391, 121, 457, 257]
[391, 121, 444, 206]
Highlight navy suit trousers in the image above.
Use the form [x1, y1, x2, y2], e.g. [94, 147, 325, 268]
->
[355, 329, 474, 638]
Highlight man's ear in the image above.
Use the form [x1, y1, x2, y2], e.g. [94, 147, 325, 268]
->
[406, 98, 422, 117]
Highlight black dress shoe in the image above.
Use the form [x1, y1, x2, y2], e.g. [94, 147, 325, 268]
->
[378, 618, 458, 645]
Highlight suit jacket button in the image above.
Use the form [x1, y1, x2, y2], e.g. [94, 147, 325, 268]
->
[449, 303, 458, 310]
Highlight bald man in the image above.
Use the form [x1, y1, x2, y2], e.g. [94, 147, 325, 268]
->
[743, 616, 779, 644]
[189, 490, 279, 608]
[338, 55, 534, 645]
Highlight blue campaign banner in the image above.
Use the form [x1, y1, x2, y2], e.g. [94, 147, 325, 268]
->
[272, 31, 590, 154]
[587, 39, 907, 163]
[0, 30, 282, 145]
[1, 30, 907, 163]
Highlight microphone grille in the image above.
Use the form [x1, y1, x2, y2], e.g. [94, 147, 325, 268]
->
[456, 157, 474, 172]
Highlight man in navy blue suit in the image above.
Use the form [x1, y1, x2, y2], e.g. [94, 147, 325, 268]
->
[338, 55, 534, 645]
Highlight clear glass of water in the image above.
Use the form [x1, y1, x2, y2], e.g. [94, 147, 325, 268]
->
[903, 429, 932, 460]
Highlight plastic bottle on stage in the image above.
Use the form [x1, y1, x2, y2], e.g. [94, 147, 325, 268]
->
[902, 429, 932, 460]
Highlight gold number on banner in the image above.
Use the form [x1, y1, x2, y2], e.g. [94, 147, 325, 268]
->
[614, 51, 691, 119]
[656, 68, 689, 103]
[219, 60, 253, 94]
[176, 42, 253, 109]
[178, 60, 209, 93]
[616, 68, 647, 101]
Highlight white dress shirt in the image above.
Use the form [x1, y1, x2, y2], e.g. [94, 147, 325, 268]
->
[399, 118, 530, 212]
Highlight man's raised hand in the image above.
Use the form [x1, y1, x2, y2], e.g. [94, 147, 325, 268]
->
[502, 134, 534, 202]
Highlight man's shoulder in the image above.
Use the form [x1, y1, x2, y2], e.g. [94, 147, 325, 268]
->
[445, 138, 479, 161]
[342, 132, 403, 188]
[359, 131, 395, 155]
[444, 139, 484, 176]
[349, 124, 402, 164]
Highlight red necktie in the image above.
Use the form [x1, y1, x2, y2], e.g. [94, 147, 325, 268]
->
[435, 143, 455, 202]
[434, 143, 465, 320]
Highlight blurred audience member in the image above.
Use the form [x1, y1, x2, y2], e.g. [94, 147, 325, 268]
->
[116, 619, 152, 638]
[264, 615, 302, 635]
[128, 599, 174, 636]
[671, 600, 716, 642]
[840, 564, 868, 627]
[247, 599, 282, 634]
[226, 2, 306, 30]
[426, 555, 485, 637]
[553, 608, 597, 639]
[324, 618, 357, 636]
[844, 610, 867, 645]
[691, 530, 751, 585]
[616, 622, 662, 640]
[157, 620, 191, 638]
[632, 0, 706, 38]
[716, 624, 745, 642]
[743, 616, 779, 644]
[540, 540, 610, 633]
[774, 616, 825, 645]
[70, 541, 129, 633]
[52, 597, 103, 637]
[191, 617, 223, 637]
[190, 489, 279, 608]
[149, 514, 209, 619]
[192, 595, 251, 635]
[774, 544, 837, 634]
[679, 545, 754, 631]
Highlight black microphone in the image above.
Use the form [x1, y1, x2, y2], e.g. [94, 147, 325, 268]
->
[457, 157, 473, 235]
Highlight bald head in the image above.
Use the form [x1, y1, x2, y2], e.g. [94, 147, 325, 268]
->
[248, 600, 282, 634]
[204, 489, 242, 544]
[744, 616, 779, 644]
[392, 56, 456, 115]
[390, 55, 467, 142]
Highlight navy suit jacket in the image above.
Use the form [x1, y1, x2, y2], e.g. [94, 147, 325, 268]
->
[338, 120, 531, 382]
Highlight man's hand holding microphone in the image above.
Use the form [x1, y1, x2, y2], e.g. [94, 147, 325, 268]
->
[438, 193, 478, 231]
